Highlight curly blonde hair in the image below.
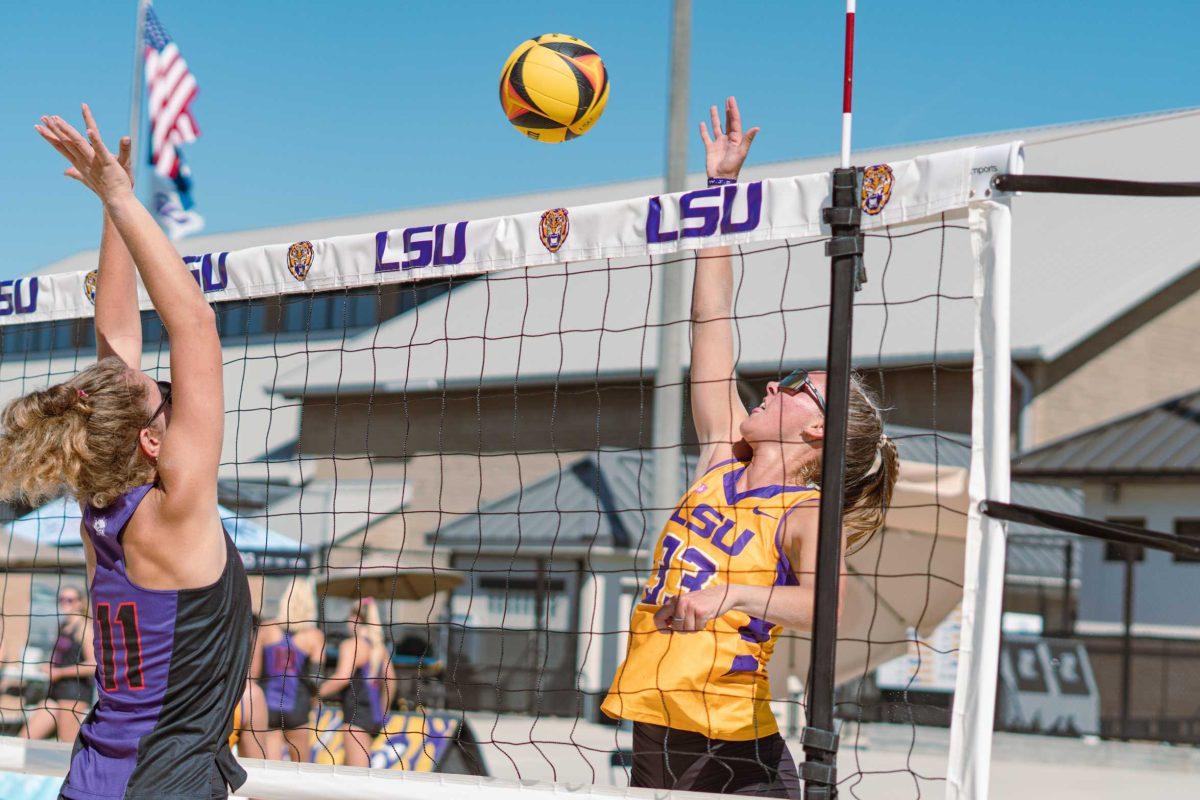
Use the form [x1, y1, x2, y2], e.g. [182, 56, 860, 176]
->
[0, 357, 157, 508]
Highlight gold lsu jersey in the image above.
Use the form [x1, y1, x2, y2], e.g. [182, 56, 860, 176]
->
[601, 458, 819, 740]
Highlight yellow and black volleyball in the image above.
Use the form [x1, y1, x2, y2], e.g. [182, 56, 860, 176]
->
[499, 34, 609, 143]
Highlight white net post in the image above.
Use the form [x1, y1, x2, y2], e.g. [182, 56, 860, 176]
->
[945, 151, 1020, 798]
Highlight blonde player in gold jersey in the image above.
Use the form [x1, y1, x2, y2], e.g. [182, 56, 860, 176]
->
[601, 97, 899, 797]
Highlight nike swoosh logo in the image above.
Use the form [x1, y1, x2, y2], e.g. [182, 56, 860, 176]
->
[752, 508, 777, 519]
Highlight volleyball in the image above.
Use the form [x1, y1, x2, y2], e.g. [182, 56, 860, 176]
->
[499, 33, 610, 143]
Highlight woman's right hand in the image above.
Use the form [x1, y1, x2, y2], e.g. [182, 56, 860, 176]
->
[699, 96, 760, 181]
[35, 105, 132, 204]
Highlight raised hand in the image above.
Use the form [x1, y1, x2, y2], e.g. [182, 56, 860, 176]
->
[699, 96, 760, 181]
[35, 105, 132, 202]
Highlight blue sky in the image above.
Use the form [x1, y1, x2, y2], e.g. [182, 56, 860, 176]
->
[1, 0, 1197, 279]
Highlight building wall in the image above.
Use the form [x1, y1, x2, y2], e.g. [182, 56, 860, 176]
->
[299, 383, 654, 457]
[1071, 480, 1200, 630]
[297, 365, 980, 463]
[1028, 271, 1200, 447]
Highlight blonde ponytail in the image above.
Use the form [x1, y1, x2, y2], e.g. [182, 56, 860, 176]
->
[843, 430, 899, 551]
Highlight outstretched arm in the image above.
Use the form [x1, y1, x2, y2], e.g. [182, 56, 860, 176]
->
[95, 139, 144, 367]
[690, 97, 761, 476]
[38, 107, 223, 523]
[38, 123, 143, 367]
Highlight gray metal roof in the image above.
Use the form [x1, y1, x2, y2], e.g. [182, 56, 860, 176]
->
[431, 426, 1082, 581]
[263, 106, 1200, 396]
[889, 424, 971, 469]
[431, 448, 662, 553]
[1014, 388, 1200, 477]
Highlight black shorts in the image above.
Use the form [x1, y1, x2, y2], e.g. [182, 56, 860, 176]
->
[47, 678, 93, 704]
[267, 706, 311, 731]
[630, 722, 801, 798]
[341, 696, 383, 738]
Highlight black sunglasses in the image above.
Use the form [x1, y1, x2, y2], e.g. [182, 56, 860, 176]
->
[145, 380, 172, 427]
[778, 368, 826, 414]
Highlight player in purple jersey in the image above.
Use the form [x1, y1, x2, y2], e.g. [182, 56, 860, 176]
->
[19, 585, 95, 743]
[251, 578, 323, 761]
[318, 598, 394, 767]
[0, 107, 253, 800]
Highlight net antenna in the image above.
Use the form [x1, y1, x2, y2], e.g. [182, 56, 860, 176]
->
[800, 3, 860, 797]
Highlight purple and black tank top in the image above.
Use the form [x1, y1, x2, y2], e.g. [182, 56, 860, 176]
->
[261, 632, 312, 715]
[60, 484, 253, 800]
[51, 624, 85, 669]
[340, 649, 386, 737]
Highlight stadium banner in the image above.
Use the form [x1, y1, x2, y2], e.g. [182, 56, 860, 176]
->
[0, 143, 1020, 326]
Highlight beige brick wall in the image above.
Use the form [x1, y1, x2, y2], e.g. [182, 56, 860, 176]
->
[1029, 283, 1200, 446]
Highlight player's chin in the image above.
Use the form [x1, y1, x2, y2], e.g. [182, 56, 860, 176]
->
[738, 413, 774, 444]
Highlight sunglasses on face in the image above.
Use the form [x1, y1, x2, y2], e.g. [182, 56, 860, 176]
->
[145, 380, 172, 427]
[58, 595, 79, 604]
[778, 368, 826, 414]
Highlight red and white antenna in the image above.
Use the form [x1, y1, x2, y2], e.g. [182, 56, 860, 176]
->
[841, 0, 856, 168]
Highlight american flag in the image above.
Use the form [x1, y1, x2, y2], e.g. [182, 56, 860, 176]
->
[143, 5, 198, 178]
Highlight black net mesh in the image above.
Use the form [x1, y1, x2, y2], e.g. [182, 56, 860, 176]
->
[0, 211, 985, 797]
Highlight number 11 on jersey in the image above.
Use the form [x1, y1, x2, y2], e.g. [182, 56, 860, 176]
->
[95, 601, 145, 692]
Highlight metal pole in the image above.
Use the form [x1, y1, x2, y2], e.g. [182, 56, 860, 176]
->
[650, 0, 691, 526]
[801, 8, 859, 797]
[802, 169, 861, 800]
[1061, 541, 1073, 635]
[1120, 549, 1135, 740]
[127, 0, 149, 197]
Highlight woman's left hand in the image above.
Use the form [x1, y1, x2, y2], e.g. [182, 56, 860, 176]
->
[653, 585, 742, 633]
[35, 105, 132, 203]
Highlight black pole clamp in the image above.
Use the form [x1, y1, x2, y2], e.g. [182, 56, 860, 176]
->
[800, 725, 840, 753]
[798, 723, 840, 797]
[822, 167, 867, 291]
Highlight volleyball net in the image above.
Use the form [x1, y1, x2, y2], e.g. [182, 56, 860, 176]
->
[0, 141, 1021, 799]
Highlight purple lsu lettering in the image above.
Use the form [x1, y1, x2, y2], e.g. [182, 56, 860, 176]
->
[374, 222, 468, 273]
[0, 278, 39, 316]
[646, 182, 763, 243]
[2, 252, 226, 318]
[669, 502, 756, 557]
[182, 252, 230, 293]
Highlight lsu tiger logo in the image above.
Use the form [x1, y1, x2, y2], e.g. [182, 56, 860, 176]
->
[538, 208, 570, 253]
[860, 164, 895, 216]
[83, 269, 98, 305]
[287, 241, 315, 282]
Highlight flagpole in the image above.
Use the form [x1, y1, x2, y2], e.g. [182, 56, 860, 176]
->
[127, 0, 149, 197]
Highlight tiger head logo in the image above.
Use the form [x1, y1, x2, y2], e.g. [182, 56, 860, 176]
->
[538, 208, 570, 253]
[286, 241, 315, 282]
[860, 164, 895, 216]
[83, 270, 98, 305]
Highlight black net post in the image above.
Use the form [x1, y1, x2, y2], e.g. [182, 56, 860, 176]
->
[801, 166, 864, 799]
